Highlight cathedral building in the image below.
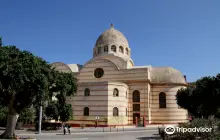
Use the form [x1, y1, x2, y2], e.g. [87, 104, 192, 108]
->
[52, 24, 188, 127]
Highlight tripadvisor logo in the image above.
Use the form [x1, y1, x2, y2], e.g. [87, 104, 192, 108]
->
[164, 125, 212, 135]
[164, 125, 175, 135]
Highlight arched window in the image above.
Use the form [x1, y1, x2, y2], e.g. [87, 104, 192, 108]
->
[111, 45, 116, 52]
[113, 88, 119, 97]
[126, 48, 129, 55]
[133, 90, 140, 102]
[98, 47, 102, 54]
[113, 107, 119, 116]
[159, 92, 166, 108]
[84, 107, 89, 116]
[119, 46, 124, 53]
[126, 91, 128, 98]
[104, 46, 108, 52]
[126, 108, 128, 116]
[84, 88, 90, 96]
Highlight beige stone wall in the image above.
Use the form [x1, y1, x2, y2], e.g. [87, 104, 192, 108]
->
[150, 85, 188, 124]
[127, 82, 149, 124]
[147, 83, 152, 123]
[78, 59, 149, 82]
[64, 57, 188, 126]
[65, 57, 150, 125]
[94, 55, 128, 69]
[66, 82, 108, 125]
[66, 82, 129, 125]
[108, 116, 128, 125]
[107, 83, 128, 125]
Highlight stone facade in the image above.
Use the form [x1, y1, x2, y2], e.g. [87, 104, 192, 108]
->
[51, 25, 188, 127]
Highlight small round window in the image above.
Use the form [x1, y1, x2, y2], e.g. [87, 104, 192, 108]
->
[94, 68, 104, 78]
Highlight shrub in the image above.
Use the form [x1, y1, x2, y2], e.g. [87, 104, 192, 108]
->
[35, 122, 61, 130]
[0, 106, 8, 127]
[169, 118, 220, 140]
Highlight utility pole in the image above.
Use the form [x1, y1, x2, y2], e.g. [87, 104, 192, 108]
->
[38, 98, 43, 134]
[38, 105, 42, 134]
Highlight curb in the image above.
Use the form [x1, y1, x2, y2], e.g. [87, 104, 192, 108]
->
[12, 127, 158, 134]
[17, 129, 158, 135]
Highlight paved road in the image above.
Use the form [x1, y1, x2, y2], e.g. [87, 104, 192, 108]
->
[17, 130, 161, 140]
[0, 127, 160, 134]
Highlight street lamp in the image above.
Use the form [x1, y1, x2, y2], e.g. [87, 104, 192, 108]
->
[38, 101, 43, 134]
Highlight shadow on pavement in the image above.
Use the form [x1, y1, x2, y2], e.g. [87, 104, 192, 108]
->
[136, 136, 162, 140]
[137, 134, 162, 140]
[56, 133, 71, 135]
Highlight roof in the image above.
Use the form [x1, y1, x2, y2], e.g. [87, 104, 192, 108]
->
[51, 62, 82, 73]
[95, 25, 129, 48]
[67, 64, 83, 72]
[150, 67, 186, 84]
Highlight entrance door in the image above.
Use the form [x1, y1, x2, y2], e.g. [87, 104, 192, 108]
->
[133, 113, 140, 124]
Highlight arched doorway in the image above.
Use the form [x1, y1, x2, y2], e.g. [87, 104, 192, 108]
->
[132, 90, 140, 124]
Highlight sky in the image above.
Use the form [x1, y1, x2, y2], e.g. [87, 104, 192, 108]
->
[0, 0, 220, 82]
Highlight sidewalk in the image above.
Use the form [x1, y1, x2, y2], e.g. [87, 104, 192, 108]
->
[0, 126, 157, 135]
[0, 125, 167, 135]
[14, 128, 158, 136]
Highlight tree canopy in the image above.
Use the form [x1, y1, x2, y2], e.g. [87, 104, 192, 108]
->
[0, 46, 53, 112]
[176, 74, 220, 118]
[0, 38, 77, 138]
[45, 71, 77, 122]
[50, 71, 77, 104]
[0, 37, 2, 47]
[45, 102, 59, 121]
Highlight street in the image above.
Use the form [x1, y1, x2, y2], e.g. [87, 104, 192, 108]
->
[17, 129, 161, 140]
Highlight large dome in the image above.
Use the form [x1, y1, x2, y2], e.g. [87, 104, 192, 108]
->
[95, 24, 129, 48]
[93, 24, 131, 58]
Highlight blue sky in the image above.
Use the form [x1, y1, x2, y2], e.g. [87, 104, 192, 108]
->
[0, 0, 220, 82]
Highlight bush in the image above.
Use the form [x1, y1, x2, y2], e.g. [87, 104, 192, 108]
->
[0, 106, 35, 128]
[0, 106, 8, 127]
[35, 122, 61, 130]
[169, 118, 220, 140]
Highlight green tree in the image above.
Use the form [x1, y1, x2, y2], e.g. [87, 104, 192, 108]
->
[45, 102, 59, 121]
[52, 72, 77, 104]
[47, 72, 77, 122]
[18, 108, 35, 124]
[0, 37, 2, 47]
[176, 75, 220, 118]
[0, 45, 53, 138]
[0, 106, 35, 128]
[176, 86, 201, 117]
[59, 104, 73, 122]
[0, 106, 8, 126]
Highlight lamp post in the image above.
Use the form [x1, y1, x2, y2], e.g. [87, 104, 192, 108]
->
[38, 103, 43, 134]
[38, 91, 44, 135]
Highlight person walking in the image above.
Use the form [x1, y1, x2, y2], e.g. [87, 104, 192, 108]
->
[63, 123, 66, 135]
[67, 124, 71, 134]
[95, 120, 98, 128]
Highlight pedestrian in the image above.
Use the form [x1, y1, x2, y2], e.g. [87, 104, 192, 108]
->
[63, 123, 66, 135]
[68, 124, 71, 134]
[95, 120, 97, 128]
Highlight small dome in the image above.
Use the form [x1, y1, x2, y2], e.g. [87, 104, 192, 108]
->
[95, 24, 129, 48]
[51, 62, 82, 73]
[151, 67, 186, 84]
